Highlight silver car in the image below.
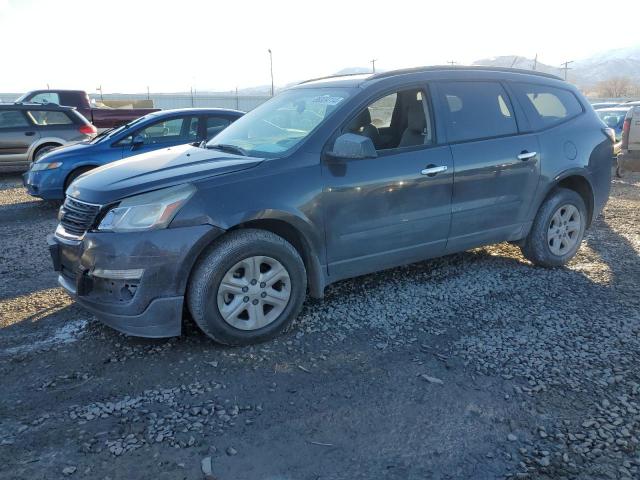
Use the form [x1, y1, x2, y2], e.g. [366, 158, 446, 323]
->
[0, 103, 97, 172]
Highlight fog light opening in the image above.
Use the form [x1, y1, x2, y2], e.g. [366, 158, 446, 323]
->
[91, 268, 144, 280]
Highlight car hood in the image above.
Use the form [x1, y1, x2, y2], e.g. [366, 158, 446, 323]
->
[39, 141, 95, 161]
[67, 144, 264, 205]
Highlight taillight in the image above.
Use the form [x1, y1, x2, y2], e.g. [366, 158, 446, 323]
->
[621, 117, 631, 150]
[79, 124, 97, 135]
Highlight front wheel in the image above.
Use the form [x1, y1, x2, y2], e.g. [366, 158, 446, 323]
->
[520, 188, 587, 267]
[187, 229, 307, 345]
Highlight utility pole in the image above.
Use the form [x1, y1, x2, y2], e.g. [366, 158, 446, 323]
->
[96, 85, 103, 102]
[533, 54, 538, 71]
[46, 83, 50, 90]
[370, 59, 377, 73]
[190, 86, 194, 107]
[447, 60, 457, 66]
[268, 49, 274, 96]
[561, 60, 574, 81]
[146, 86, 150, 100]
[235, 86, 239, 110]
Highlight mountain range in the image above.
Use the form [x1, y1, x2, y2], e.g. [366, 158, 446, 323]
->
[169, 44, 640, 96]
[472, 44, 640, 87]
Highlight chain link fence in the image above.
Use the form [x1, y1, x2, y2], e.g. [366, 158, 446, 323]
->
[1, 92, 271, 112]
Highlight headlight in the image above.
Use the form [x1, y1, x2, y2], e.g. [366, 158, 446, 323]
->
[31, 161, 62, 171]
[98, 184, 196, 232]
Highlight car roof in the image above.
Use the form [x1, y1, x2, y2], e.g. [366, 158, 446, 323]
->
[597, 107, 631, 112]
[294, 65, 565, 89]
[0, 102, 77, 111]
[146, 107, 245, 117]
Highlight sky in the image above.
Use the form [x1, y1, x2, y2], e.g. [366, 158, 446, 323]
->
[1, 0, 638, 94]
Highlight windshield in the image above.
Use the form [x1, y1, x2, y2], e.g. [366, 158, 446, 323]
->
[90, 113, 154, 144]
[206, 87, 353, 157]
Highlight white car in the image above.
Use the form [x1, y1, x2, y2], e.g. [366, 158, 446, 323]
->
[618, 106, 640, 177]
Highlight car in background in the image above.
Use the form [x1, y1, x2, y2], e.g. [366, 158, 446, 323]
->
[596, 107, 630, 155]
[16, 90, 159, 130]
[591, 102, 621, 110]
[24, 108, 243, 199]
[618, 105, 640, 177]
[0, 103, 96, 172]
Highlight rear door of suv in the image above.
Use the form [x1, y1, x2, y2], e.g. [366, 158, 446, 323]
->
[432, 80, 541, 252]
[0, 109, 40, 169]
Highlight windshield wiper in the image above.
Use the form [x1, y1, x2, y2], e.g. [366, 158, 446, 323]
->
[93, 127, 114, 140]
[207, 143, 248, 156]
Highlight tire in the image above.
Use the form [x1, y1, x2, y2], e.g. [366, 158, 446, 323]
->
[187, 229, 307, 345]
[33, 144, 60, 161]
[64, 166, 94, 191]
[616, 163, 625, 178]
[520, 188, 587, 267]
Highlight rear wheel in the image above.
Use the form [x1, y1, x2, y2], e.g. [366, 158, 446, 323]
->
[187, 229, 307, 345]
[33, 144, 60, 161]
[520, 188, 587, 267]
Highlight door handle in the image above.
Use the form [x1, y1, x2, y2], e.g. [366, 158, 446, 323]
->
[421, 165, 447, 176]
[24, 131, 36, 136]
[518, 151, 537, 161]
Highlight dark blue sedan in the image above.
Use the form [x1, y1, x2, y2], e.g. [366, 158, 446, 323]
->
[24, 108, 243, 200]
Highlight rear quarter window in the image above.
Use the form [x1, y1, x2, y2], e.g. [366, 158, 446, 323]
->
[510, 83, 583, 130]
[28, 110, 74, 126]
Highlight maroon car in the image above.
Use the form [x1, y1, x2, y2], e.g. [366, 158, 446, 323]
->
[16, 89, 159, 129]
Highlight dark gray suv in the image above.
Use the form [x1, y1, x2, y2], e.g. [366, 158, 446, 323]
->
[48, 66, 613, 345]
[0, 103, 96, 171]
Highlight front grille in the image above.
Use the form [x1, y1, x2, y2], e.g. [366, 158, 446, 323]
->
[59, 196, 102, 237]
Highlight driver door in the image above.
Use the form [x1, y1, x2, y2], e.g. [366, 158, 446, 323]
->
[118, 115, 200, 159]
[322, 87, 453, 280]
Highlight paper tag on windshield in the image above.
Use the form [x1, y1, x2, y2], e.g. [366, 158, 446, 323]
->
[311, 95, 344, 106]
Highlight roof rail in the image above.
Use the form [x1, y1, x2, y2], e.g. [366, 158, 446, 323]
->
[367, 65, 563, 82]
[297, 72, 372, 86]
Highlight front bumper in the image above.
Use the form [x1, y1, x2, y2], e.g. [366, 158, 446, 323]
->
[23, 168, 66, 200]
[48, 224, 225, 338]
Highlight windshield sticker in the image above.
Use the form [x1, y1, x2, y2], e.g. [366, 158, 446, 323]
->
[311, 95, 344, 106]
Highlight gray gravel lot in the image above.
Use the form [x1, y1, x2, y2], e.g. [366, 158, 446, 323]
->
[0, 172, 638, 479]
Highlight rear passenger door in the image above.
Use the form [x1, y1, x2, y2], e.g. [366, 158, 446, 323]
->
[203, 115, 232, 141]
[433, 81, 540, 252]
[0, 110, 39, 167]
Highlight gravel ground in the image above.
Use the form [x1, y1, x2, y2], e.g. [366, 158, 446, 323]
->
[0, 172, 638, 479]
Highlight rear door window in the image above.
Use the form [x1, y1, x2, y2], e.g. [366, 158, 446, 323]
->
[28, 110, 74, 126]
[510, 83, 583, 130]
[205, 116, 231, 139]
[436, 81, 518, 143]
[0, 110, 30, 128]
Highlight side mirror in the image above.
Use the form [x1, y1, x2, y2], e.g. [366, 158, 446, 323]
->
[327, 133, 377, 160]
[131, 134, 145, 148]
